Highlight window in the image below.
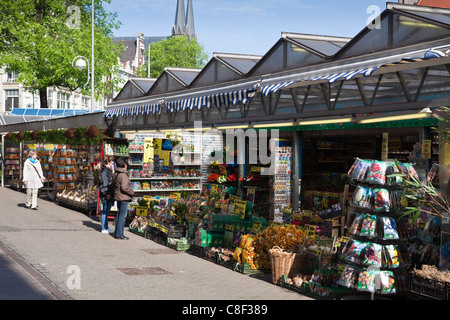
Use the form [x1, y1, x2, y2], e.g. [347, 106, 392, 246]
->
[6, 70, 19, 82]
[82, 97, 90, 109]
[72, 94, 80, 109]
[4, 89, 19, 111]
[48, 89, 53, 108]
[57, 92, 71, 109]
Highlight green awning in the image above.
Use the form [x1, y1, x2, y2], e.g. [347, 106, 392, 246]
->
[272, 117, 438, 132]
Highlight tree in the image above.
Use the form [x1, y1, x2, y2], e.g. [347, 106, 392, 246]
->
[0, 0, 124, 108]
[136, 35, 209, 78]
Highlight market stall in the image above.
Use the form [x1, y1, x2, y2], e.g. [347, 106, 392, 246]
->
[2, 127, 103, 214]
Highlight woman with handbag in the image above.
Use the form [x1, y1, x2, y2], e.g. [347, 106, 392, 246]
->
[98, 155, 115, 234]
[23, 150, 45, 210]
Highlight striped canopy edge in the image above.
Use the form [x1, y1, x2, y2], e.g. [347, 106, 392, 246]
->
[260, 48, 447, 97]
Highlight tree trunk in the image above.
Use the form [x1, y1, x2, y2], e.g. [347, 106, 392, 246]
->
[39, 88, 48, 108]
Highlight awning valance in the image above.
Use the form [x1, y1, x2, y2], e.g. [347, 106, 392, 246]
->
[104, 102, 161, 117]
[260, 49, 447, 97]
[165, 87, 257, 113]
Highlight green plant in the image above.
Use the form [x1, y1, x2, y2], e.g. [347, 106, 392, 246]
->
[432, 106, 450, 144]
[391, 159, 450, 223]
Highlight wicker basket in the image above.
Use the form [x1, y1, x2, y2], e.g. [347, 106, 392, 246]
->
[269, 246, 296, 285]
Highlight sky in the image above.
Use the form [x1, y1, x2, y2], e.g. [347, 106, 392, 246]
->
[104, 0, 395, 57]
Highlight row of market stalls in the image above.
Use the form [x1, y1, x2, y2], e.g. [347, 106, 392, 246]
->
[1, 3, 449, 299]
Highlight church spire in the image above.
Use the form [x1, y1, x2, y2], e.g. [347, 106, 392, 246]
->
[185, 0, 196, 39]
[172, 0, 186, 36]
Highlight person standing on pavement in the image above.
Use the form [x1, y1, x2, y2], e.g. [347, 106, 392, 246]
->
[23, 150, 45, 210]
[113, 157, 134, 240]
[98, 155, 115, 234]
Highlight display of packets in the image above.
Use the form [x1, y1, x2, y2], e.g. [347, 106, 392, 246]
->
[339, 266, 397, 294]
[347, 158, 419, 186]
[342, 239, 405, 268]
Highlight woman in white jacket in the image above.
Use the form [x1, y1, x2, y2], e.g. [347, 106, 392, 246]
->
[23, 150, 45, 210]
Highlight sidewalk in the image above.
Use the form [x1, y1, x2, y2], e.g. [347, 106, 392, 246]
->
[0, 187, 312, 300]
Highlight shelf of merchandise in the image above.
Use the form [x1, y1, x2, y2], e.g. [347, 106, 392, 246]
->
[271, 138, 292, 223]
[339, 158, 415, 295]
[3, 143, 22, 188]
[133, 188, 201, 193]
[120, 132, 204, 220]
[301, 136, 376, 193]
[53, 144, 101, 212]
[131, 177, 202, 180]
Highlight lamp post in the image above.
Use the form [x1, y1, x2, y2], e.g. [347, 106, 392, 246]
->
[72, 55, 95, 186]
[72, 55, 94, 114]
[71, 1, 95, 113]
[71, 2, 95, 187]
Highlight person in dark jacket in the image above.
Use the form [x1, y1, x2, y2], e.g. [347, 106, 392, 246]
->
[98, 155, 115, 234]
[113, 157, 134, 240]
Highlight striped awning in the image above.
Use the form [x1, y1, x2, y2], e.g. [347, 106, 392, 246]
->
[104, 102, 161, 117]
[166, 87, 257, 113]
[260, 81, 297, 97]
[260, 49, 446, 97]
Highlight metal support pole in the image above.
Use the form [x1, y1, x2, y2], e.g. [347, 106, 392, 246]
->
[91, 0, 95, 113]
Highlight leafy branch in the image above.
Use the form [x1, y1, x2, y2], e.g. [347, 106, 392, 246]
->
[390, 159, 450, 223]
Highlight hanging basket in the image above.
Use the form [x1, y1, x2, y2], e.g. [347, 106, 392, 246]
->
[30, 130, 39, 140]
[84, 125, 100, 138]
[63, 127, 75, 140]
[16, 131, 25, 140]
[4, 132, 12, 140]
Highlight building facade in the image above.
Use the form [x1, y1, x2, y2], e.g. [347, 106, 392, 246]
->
[0, 67, 92, 114]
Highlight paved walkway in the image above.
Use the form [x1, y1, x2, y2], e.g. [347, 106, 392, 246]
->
[0, 187, 312, 300]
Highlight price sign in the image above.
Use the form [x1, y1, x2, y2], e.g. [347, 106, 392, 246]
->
[159, 225, 168, 234]
[224, 224, 235, 232]
[233, 199, 247, 219]
[422, 139, 431, 159]
[135, 206, 148, 216]
[250, 221, 262, 232]
[143, 138, 154, 164]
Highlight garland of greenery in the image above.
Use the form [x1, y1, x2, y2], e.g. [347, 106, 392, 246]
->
[4, 126, 103, 145]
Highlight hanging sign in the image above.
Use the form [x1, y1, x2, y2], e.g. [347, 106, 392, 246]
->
[143, 138, 154, 164]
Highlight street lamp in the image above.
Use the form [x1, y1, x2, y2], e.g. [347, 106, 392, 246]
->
[72, 55, 90, 86]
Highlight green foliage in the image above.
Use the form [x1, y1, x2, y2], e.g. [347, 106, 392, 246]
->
[432, 106, 450, 144]
[136, 35, 210, 78]
[5, 126, 103, 145]
[0, 0, 124, 103]
[390, 159, 450, 223]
